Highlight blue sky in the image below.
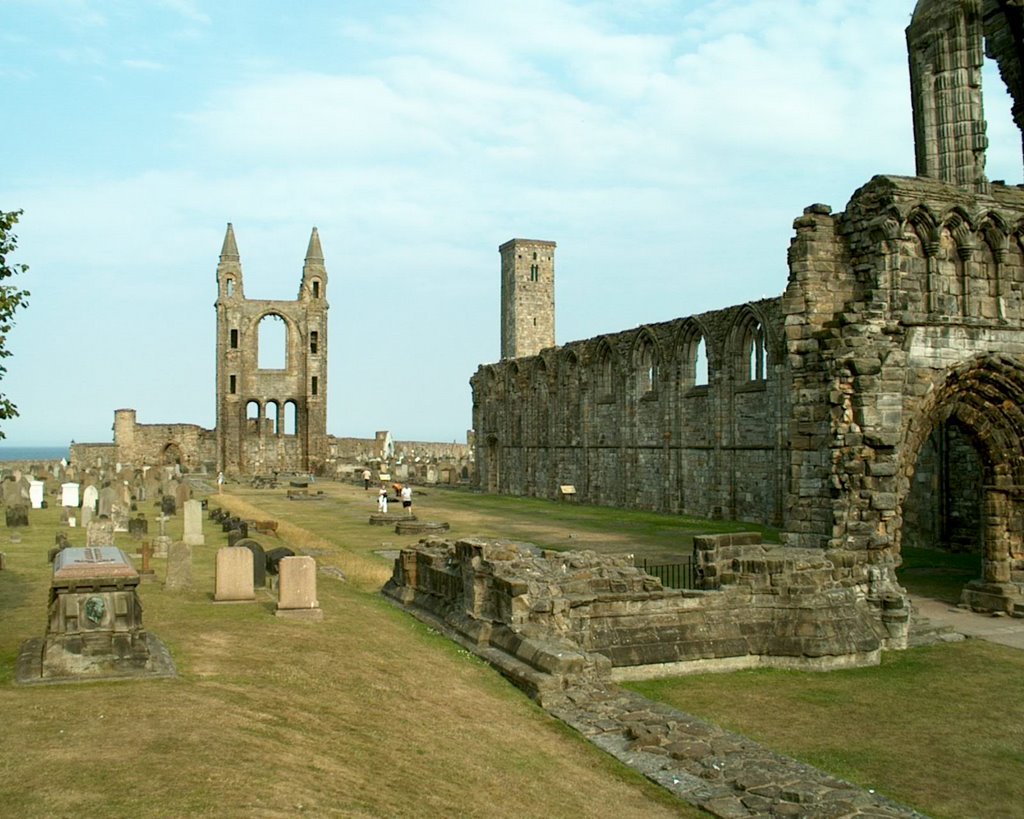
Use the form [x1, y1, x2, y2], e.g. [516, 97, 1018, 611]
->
[1, 0, 1021, 446]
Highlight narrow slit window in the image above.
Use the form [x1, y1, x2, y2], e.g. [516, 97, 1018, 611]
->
[229, 375, 236, 394]
[230, 329, 238, 349]
[312, 280, 320, 298]
[312, 376, 319, 396]
[310, 331, 318, 354]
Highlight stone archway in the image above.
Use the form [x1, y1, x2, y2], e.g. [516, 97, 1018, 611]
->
[897, 355, 1024, 612]
[162, 443, 183, 466]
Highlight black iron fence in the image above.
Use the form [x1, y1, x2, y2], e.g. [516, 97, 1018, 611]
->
[638, 556, 697, 590]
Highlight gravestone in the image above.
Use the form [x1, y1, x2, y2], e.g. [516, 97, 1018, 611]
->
[85, 519, 115, 548]
[28, 480, 45, 510]
[152, 536, 171, 559]
[234, 538, 266, 588]
[5, 505, 28, 527]
[110, 501, 130, 533]
[82, 484, 99, 513]
[275, 556, 323, 619]
[128, 515, 148, 538]
[19, 546, 177, 682]
[227, 528, 245, 548]
[265, 546, 295, 575]
[165, 541, 193, 592]
[98, 485, 116, 519]
[60, 482, 80, 509]
[175, 481, 191, 513]
[80, 505, 93, 529]
[182, 499, 204, 546]
[214, 547, 255, 602]
[2, 477, 22, 508]
[160, 495, 176, 516]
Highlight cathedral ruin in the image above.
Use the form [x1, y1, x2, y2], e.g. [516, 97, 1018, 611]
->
[470, 0, 1024, 615]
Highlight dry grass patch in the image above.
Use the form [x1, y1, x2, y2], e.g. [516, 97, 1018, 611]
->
[0, 492, 697, 817]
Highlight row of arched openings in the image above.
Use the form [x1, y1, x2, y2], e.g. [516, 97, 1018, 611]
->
[245, 400, 299, 436]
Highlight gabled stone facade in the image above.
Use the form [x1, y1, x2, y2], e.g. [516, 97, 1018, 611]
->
[214, 224, 329, 476]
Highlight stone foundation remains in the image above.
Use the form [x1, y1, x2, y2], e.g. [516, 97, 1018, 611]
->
[383, 535, 906, 701]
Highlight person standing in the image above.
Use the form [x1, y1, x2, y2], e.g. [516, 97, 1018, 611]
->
[362, 469, 371, 490]
[217, 472, 225, 494]
[401, 484, 412, 516]
[378, 486, 388, 514]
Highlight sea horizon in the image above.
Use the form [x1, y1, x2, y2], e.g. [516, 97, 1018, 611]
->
[0, 445, 70, 462]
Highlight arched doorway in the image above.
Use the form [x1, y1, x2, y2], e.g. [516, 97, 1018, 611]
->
[897, 356, 1024, 612]
[162, 443, 182, 466]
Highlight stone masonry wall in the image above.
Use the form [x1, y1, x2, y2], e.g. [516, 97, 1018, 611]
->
[472, 300, 788, 525]
[383, 536, 899, 699]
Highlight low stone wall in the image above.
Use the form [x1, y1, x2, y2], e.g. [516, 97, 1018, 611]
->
[383, 534, 909, 700]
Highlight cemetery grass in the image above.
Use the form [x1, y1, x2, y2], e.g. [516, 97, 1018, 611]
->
[0, 491, 697, 818]
[625, 641, 1024, 819]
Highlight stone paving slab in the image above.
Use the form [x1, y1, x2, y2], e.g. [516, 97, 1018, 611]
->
[910, 596, 1024, 651]
[545, 684, 927, 819]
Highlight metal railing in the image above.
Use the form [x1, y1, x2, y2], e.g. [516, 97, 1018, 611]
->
[638, 556, 697, 590]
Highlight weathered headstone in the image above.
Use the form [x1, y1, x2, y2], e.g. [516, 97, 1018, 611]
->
[128, 515, 148, 538]
[183, 499, 204, 546]
[234, 538, 266, 588]
[85, 518, 115, 548]
[3, 477, 22, 507]
[98, 485, 116, 519]
[152, 535, 171, 559]
[165, 541, 193, 592]
[111, 501, 130, 533]
[160, 495, 176, 516]
[275, 556, 323, 619]
[80, 505, 93, 529]
[5, 505, 28, 527]
[175, 481, 191, 513]
[28, 480, 45, 509]
[214, 546, 255, 602]
[82, 484, 99, 513]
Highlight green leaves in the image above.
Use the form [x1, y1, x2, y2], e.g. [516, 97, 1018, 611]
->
[0, 209, 30, 433]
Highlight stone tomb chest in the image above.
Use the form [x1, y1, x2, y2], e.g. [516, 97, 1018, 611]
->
[17, 546, 175, 683]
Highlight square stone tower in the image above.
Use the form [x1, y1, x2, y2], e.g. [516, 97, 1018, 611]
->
[215, 224, 329, 476]
[499, 238, 556, 359]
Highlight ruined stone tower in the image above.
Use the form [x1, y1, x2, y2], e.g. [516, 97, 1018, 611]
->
[215, 224, 329, 476]
[500, 238, 556, 360]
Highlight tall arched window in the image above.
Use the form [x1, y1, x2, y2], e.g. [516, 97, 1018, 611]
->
[258, 314, 287, 369]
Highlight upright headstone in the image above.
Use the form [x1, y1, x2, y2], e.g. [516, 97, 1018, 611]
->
[160, 495, 176, 516]
[2, 477, 22, 507]
[98, 485, 116, 519]
[165, 541, 193, 591]
[214, 547, 255, 602]
[60, 482, 80, 508]
[82, 484, 99, 513]
[80, 505, 93, 529]
[85, 518, 115, 548]
[276, 556, 323, 619]
[234, 538, 266, 588]
[111, 501, 130, 533]
[182, 499, 204, 546]
[28, 480, 45, 509]
[175, 481, 191, 513]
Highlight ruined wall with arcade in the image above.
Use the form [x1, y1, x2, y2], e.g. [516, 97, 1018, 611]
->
[472, 300, 788, 525]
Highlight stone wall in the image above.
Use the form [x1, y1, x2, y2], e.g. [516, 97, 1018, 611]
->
[383, 535, 901, 699]
[472, 300, 787, 524]
[71, 410, 215, 472]
[470, 3, 1024, 613]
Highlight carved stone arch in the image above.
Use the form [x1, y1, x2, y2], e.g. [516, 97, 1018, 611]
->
[631, 326, 662, 397]
[942, 207, 977, 253]
[673, 318, 711, 389]
[906, 205, 940, 252]
[592, 337, 618, 399]
[978, 211, 1010, 259]
[727, 306, 769, 383]
[897, 354, 1024, 612]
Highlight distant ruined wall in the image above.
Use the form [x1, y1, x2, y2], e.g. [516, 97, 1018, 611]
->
[472, 300, 788, 525]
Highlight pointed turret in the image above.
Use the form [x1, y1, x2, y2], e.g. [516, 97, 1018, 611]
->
[220, 222, 240, 262]
[216, 222, 243, 299]
[300, 226, 327, 301]
[305, 226, 324, 263]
